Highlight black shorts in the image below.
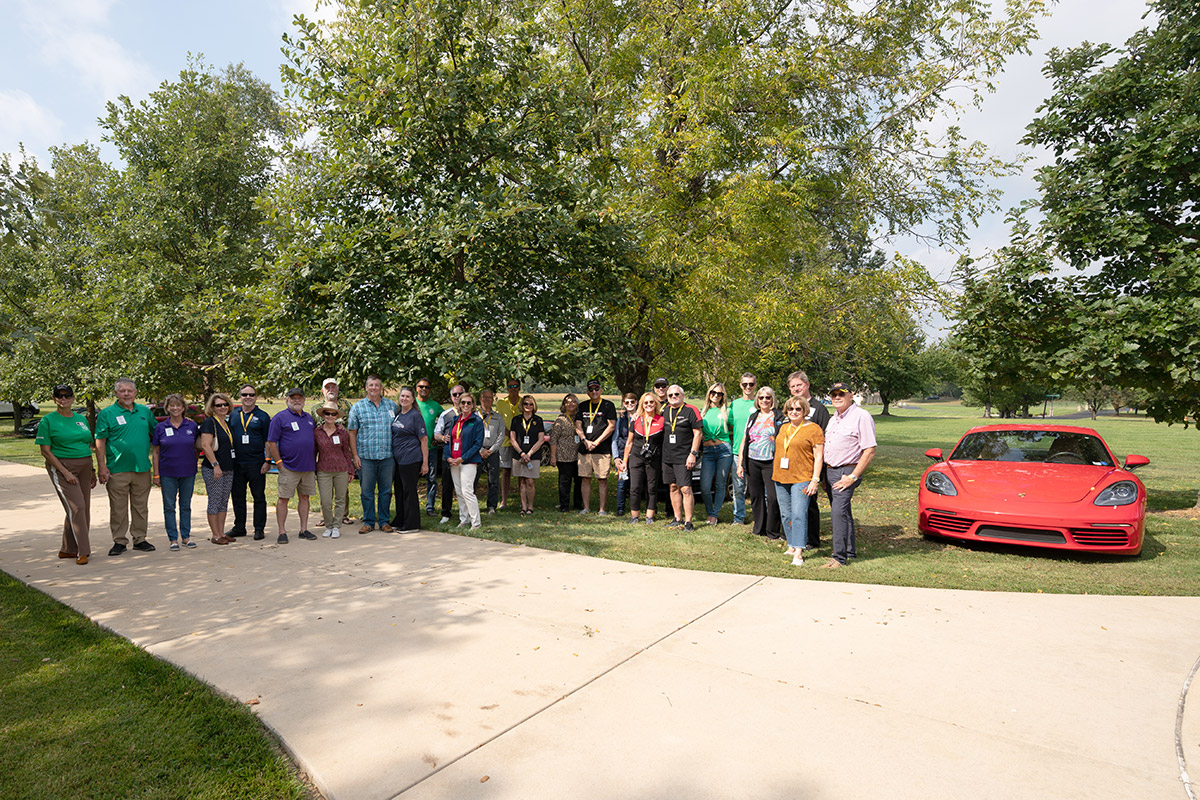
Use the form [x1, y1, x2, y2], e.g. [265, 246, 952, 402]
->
[661, 461, 691, 487]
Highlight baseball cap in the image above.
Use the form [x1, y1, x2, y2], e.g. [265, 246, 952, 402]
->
[322, 377, 338, 388]
[286, 387, 306, 398]
[653, 377, 668, 388]
[829, 382, 852, 394]
[586, 378, 602, 389]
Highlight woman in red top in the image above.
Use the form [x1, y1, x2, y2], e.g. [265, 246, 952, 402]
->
[620, 393, 665, 524]
[314, 401, 355, 538]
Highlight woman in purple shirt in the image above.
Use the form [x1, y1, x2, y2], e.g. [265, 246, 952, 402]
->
[151, 394, 201, 550]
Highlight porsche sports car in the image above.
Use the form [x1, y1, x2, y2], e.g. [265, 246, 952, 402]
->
[918, 424, 1149, 556]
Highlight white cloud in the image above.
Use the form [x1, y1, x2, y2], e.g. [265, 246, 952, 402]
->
[276, 0, 340, 26]
[0, 90, 64, 158]
[18, 0, 155, 102]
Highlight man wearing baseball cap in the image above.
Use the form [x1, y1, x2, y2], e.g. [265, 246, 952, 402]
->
[267, 388, 319, 544]
[574, 378, 617, 515]
[822, 381, 876, 568]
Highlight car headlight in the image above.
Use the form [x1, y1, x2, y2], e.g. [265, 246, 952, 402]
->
[925, 470, 957, 496]
[1094, 480, 1138, 506]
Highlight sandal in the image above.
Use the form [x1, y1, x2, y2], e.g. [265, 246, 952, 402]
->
[169, 541, 180, 551]
[210, 536, 231, 545]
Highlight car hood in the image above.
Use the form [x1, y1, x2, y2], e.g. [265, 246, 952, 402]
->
[942, 460, 1119, 503]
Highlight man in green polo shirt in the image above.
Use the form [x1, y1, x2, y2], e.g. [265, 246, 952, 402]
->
[95, 378, 158, 556]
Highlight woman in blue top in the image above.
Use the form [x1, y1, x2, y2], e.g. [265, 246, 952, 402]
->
[444, 392, 485, 529]
[151, 394, 201, 550]
[700, 382, 734, 525]
[737, 386, 785, 540]
[390, 387, 429, 534]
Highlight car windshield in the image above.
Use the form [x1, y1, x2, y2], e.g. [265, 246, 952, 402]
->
[950, 430, 1114, 466]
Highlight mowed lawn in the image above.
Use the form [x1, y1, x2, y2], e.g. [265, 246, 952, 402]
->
[3, 398, 1197, 596]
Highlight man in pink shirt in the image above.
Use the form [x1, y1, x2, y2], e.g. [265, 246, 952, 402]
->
[821, 382, 876, 568]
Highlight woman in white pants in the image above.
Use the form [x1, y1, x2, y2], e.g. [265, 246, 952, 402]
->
[444, 393, 485, 529]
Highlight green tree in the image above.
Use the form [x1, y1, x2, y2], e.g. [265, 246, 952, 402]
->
[1023, 0, 1200, 429]
[268, 0, 632, 392]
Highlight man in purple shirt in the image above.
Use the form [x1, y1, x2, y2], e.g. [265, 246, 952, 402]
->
[821, 382, 877, 568]
[267, 388, 318, 544]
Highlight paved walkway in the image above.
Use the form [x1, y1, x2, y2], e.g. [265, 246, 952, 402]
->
[2, 459, 1197, 800]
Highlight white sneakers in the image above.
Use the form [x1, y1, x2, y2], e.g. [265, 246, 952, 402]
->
[323, 528, 332, 538]
[323, 527, 343, 539]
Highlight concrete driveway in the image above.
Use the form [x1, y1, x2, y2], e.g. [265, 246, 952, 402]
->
[1, 460, 1197, 799]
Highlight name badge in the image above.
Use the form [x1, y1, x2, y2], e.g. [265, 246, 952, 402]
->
[388, 410, 395, 417]
[165, 428, 174, 437]
[669, 434, 677, 444]
[332, 435, 341, 445]
[523, 436, 530, 445]
[291, 421, 300, 431]
[779, 457, 790, 470]
[116, 415, 126, 425]
[242, 435, 250, 444]
[574, 435, 580, 444]
[586, 425, 594, 435]
[230, 449, 236, 458]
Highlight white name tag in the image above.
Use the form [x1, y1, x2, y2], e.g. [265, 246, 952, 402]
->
[116, 415, 126, 425]
[586, 425, 594, 435]
[165, 428, 174, 437]
[291, 421, 300, 431]
[779, 457, 790, 469]
[242, 435, 250, 444]
[388, 410, 394, 417]
[523, 436, 530, 445]
[332, 435, 341, 445]
[669, 434, 677, 444]
[230, 449, 236, 458]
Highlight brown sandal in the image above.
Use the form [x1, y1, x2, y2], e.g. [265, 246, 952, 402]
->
[210, 536, 231, 545]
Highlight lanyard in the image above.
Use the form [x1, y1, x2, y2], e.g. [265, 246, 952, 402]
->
[215, 415, 233, 446]
[587, 401, 601, 424]
[239, 409, 254, 433]
[640, 413, 654, 435]
[520, 415, 535, 435]
[779, 421, 804, 455]
[668, 406, 685, 433]
[452, 417, 465, 444]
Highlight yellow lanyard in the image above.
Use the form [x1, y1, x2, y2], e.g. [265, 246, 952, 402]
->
[779, 422, 804, 455]
[215, 415, 233, 446]
[239, 409, 253, 433]
[452, 417, 465, 444]
[587, 401, 601, 424]
[640, 413, 654, 435]
[668, 406, 685, 433]
[521, 415, 535, 435]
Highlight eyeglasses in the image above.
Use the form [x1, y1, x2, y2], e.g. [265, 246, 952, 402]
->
[416, 384, 430, 390]
[522, 403, 534, 408]
[451, 391, 463, 397]
[710, 391, 724, 397]
[214, 402, 230, 408]
[741, 382, 755, 388]
[830, 391, 849, 397]
[240, 392, 256, 397]
[787, 408, 804, 414]
[460, 400, 474, 406]
[667, 392, 681, 397]
[623, 399, 637, 405]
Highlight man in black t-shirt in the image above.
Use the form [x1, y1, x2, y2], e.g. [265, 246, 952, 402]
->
[788, 370, 830, 548]
[574, 378, 617, 515]
[661, 384, 703, 531]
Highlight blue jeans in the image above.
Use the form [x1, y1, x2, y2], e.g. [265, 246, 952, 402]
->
[730, 454, 747, 523]
[359, 457, 394, 528]
[700, 442, 733, 519]
[775, 480, 811, 550]
[160, 474, 196, 541]
[424, 445, 441, 512]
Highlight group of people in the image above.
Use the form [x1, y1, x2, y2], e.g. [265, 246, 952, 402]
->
[35, 369, 876, 569]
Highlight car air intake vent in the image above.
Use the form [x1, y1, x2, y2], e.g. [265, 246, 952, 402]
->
[976, 526, 1066, 544]
[1069, 530, 1130, 547]
[928, 513, 972, 533]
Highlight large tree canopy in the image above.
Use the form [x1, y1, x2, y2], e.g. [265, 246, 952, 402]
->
[1022, 0, 1200, 426]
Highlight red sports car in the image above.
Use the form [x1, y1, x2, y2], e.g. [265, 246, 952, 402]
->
[918, 424, 1149, 556]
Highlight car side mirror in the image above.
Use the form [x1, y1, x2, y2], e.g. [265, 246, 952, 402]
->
[1124, 454, 1149, 470]
[925, 448, 944, 462]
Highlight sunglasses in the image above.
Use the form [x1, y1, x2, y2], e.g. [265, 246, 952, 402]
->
[240, 392, 256, 397]
[322, 410, 338, 416]
[741, 382, 755, 388]
[451, 392, 463, 397]
[416, 384, 430, 390]
[667, 392, 682, 397]
[522, 403, 534, 408]
[710, 391, 724, 396]
[787, 408, 804, 413]
[214, 402, 230, 408]
[54, 394, 73, 400]
[831, 391, 849, 397]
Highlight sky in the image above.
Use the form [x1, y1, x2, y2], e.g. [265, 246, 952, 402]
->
[1, 0, 1155, 335]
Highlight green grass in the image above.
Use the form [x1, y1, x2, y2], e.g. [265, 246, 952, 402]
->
[5, 401, 1198, 595]
[0, 573, 313, 800]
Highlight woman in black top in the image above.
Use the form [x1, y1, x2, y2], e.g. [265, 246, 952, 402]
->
[621, 393, 665, 524]
[508, 395, 546, 515]
[737, 387, 785, 540]
[200, 393, 238, 544]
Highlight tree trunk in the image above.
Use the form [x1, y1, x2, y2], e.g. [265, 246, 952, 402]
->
[86, 399, 97, 433]
[10, 399, 20, 434]
[613, 335, 653, 398]
[879, 391, 891, 416]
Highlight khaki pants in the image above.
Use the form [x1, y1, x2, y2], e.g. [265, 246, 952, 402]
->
[47, 458, 94, 557]
[316, 471, 349, 529]
[106, 470, 152, 546]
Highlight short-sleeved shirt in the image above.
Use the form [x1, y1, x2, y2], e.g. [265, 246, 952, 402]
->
[200, 416, 237, 471]
[390, 406, 428, 466]
[230, 405, 271, 465]
[730, 397, 755, 453]
[574, 398, 617, 443]
[95, 402, 156, 473]
[773, 421, 824, 484]
[36, 412, 94, 460]
[268, 408, 317, 473]
[701, 407, 733, 444]
[347, 397, 398, 461]
[416, 399, 443, 441]
[808, 398, 831, 430]
[509, 413, 545, 460]
[661, 403, 702, 464]
[746, 412, 779, 462]
[824, 403, 877, 468]
[152, 418, 200, 478]
[315, 424, 355, 474]
[628, 414, 665, 462]
[495, 395, 521, 447]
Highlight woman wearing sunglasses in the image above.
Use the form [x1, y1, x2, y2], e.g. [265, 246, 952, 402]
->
[315, 401, 356, 538]
[36, 384, 97, 564]
[445, 393, 485, 529]
[699, 382, 734, 524]
[200, 392, 238, 545]
[509, 395, 546, 515]
[773, 396, 825, 566]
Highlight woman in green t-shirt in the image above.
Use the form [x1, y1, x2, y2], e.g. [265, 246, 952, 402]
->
[699, 382, 734, 525]
[34, 385, 97, 565]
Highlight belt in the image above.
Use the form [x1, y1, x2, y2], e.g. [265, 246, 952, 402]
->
[829, 462, 858, 469]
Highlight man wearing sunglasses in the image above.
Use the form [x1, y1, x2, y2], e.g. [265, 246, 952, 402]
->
[227, 384, 272, 540]
[661, 385, 703, 531]
[729, 373, 758, 526]
[95, 378, 158, 556]
[822, 381, 876, 568]
[267, 388, 319, 543]
[414, 379, 443, 514]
